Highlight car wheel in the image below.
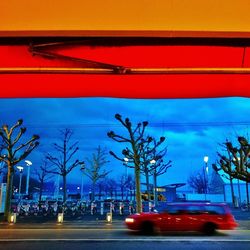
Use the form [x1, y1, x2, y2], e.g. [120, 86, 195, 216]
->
[203, 222, 216, 235]
[141, 221, 155, 235]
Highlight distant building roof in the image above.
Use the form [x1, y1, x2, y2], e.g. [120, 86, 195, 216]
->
[220, 174, 246, 184]
[160, 183, 186, 189]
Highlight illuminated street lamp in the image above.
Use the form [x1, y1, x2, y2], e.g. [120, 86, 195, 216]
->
[204, 156, 209, 172]
[16, 166, 24, 199]
[25, 160, 32, 195]
[123, 158, 129, 199]
[150, 159, 156, 165]
[123, 157, 129, 176]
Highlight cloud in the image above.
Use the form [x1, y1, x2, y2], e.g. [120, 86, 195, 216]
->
[1, 97, 250, 187]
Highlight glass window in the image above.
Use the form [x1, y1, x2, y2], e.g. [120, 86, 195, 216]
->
[186, 205, 203, 215]
[204, 205, 225, 215]
[165, 205, 188, 215]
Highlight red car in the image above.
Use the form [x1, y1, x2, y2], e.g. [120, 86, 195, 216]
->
[125, 202, 238, 235]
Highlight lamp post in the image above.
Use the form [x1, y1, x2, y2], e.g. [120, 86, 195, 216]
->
[0, 160, 5, 184]
[233, 157, 242, 206]
[80, 164, 85, 200]
[16, 166, 24, 199]
[123, 157, 129, 177]
[25, 160, 32, 195]
[150, 159, 157, 206]
[123, 158, 129, 200]
[203, 156, 209, 201]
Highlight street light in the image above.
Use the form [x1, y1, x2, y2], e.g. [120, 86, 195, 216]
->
[0, 160, 5, 184]
[25, 160, 32, 195]
[150, 159, 157, 206]
[16, 166, 24, 199]
[203, 156, 209, 201]
[123, 158, 129, 200]
[123, 157, 129, 177]
[80, 164, 85, 200]
[233, 157, 242, 206]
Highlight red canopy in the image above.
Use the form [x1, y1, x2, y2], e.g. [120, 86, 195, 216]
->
[1, 40, 250, 98]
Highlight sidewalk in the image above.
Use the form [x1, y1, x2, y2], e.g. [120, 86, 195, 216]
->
[231, 208, 250, 221]
[0, 213, 127, 228]
[1, 211, 249, 230]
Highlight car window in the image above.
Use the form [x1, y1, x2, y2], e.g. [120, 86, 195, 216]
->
[165, 205, 188, 215]
[203, 205, 225, 215]
[155, 204, 226, 215]
[186, 205, 203, 215]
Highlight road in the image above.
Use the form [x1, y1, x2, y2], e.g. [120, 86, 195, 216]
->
[0, 222, 249, 250]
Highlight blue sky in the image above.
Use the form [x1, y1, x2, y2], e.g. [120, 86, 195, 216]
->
[1, 97, 250, 188]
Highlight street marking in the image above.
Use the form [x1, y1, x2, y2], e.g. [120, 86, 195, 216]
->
[0, 228, 126, 231]
[0, 228, 248, 232]
[0, 238, 250, 242]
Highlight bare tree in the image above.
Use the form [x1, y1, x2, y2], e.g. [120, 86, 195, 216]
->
[34, 160, 53, 205]
[84, 145, 111, 201]
[213, 137, 250, 206]
[187, 171, 208, 194]
[126, 174, 136, 200]
[117, 174, 132, 200]
[106, 178, 118, 199]
[213, 137, 250, 181]
[140, 137, 171, 202]
[0, 119, 39, 221]
[96, 179, 106, 200]
[107, 114, 152, 213]
[46, 128, 84, 203]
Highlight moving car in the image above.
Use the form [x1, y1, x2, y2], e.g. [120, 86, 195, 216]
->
[125, 202, 238, 235]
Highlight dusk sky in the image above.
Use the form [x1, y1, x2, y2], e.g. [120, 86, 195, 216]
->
[1, 97, 250, 189]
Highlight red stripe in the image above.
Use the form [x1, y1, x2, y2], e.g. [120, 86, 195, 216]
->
[1, 74, 250, 98]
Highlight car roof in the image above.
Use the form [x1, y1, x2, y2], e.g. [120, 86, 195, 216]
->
[164, 202, 228, 206]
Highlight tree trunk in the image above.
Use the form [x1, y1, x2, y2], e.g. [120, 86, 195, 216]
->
[230, 177, 236, 207]
[4, 166, 14, 221]
[134, 154, 142, 213]
[39, 180, 43, 206]
[92, 182, 96, 201]
[121, 186, 124, 200]
[98, 187, 102, 200]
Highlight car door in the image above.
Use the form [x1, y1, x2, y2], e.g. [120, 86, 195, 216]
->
[185, 205, 204, 231]
[159, 206, 189, 231]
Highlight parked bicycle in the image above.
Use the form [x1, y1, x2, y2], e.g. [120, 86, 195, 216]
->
[240, 201, 250, 211]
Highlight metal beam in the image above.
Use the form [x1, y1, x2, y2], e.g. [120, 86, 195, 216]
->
[1, 67, 250, 74]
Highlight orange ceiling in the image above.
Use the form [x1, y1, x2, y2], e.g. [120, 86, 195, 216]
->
[1, 1, 250, 37]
